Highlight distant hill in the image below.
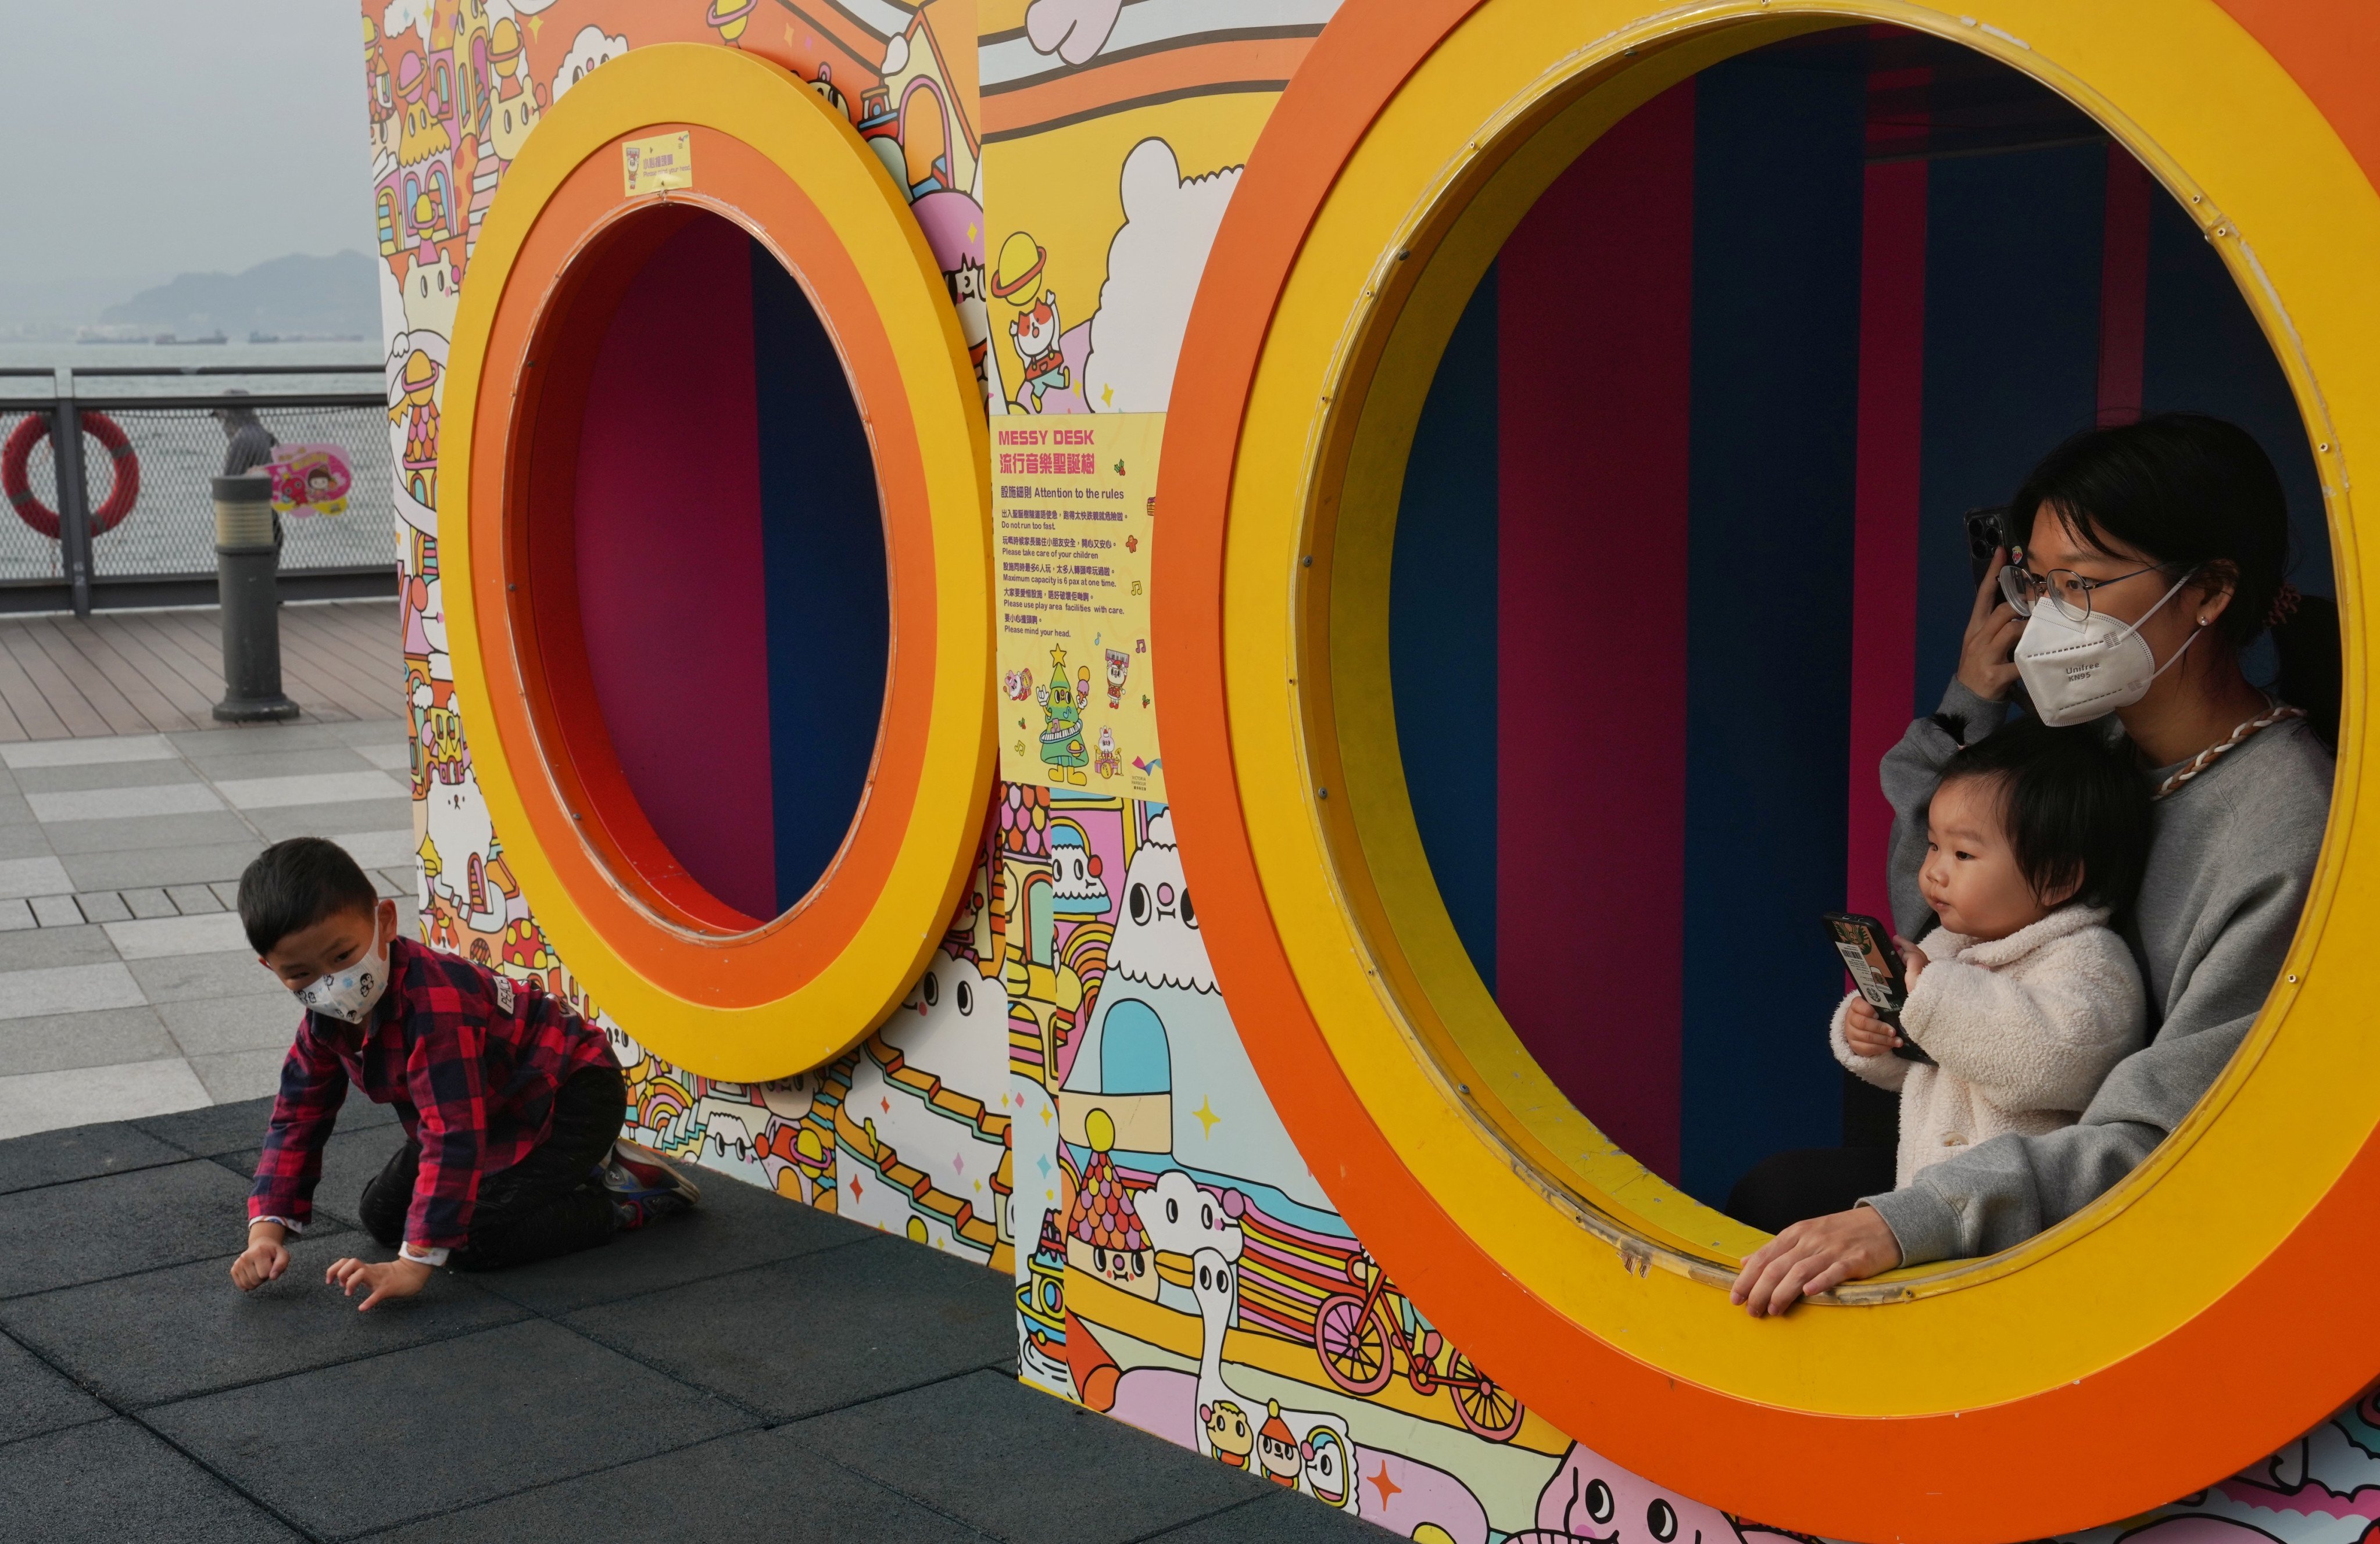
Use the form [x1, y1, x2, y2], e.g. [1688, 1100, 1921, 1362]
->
[98, 252, 377, 340]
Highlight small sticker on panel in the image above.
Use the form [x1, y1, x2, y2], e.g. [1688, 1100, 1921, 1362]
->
[623, 131, 692, 194]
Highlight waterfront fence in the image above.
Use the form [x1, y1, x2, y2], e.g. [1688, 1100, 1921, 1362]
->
[0, 366, 399, 615]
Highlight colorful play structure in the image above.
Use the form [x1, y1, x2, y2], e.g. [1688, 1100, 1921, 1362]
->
[381, 2, 2380, 1539]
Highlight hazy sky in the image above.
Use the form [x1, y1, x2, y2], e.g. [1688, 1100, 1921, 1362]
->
[0, 1, 375, 318]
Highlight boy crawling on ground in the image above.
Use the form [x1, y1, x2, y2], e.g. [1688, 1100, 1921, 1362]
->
[228, 837, 698, 1310]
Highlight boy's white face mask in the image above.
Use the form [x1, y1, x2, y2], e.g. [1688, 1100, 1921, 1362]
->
[2013, 568, 2203, 727]
[299, 913, 391, 1024]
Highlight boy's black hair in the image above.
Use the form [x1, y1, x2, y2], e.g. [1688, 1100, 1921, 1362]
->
[238, 837, 380, 955]
[1931, 717, 2153, 920]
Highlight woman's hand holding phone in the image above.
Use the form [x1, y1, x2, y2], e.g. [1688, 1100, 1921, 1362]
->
[1958, 547, 2026, 703]
[1842, 997, 1902, 1058]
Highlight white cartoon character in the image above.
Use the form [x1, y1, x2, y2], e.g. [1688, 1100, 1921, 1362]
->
[1525, 1442, 1774, 1543]
[1025, 0, 1125, 66]
[1005, 667, 1034, 702]
[1009, 291, 1069, 413]
[1107, 811, 1211, 993]
[1093, 725, 1122, 780]
[839, 951, 1011, 1259]
[550, 26, 625, 103]
[1187, 1246, 1357, 1510]
[423, 779, 501, 935]
[400, 249, 459, 339]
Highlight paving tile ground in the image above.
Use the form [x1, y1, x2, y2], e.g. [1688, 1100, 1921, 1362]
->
[0, 1104, 1394, 1541]
[0, 706, 415, 1140]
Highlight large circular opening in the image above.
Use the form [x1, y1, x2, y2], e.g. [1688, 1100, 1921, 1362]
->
[521, 203, 889, 931]
[1383, 26, 2334, 1209]
[1155, 0, 2380, 1529]
[439, 45, 994, 1080]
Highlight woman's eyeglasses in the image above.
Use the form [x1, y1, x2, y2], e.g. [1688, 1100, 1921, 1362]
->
[1998, 562, 2170, 624]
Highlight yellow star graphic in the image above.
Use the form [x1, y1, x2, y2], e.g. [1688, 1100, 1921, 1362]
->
[1040, 1105, 1053, 1125]
[1193, 1098, 1220, 1138]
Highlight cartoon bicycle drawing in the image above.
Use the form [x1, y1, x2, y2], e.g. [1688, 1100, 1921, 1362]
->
[1312, 1251, 1525, 1440]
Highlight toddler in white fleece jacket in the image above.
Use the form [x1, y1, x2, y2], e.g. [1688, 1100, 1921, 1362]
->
[1837, 718, 2152, 1189]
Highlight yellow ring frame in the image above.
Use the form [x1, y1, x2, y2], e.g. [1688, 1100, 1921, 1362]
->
[1232, 0, 2375, 1419]
[440, 45, 992, 1079]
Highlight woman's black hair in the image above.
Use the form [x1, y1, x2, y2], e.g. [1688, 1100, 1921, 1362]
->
[1934, 717, 2154, 920]
[2007, 411, 2340, 749]
[238, 836, 379, 956]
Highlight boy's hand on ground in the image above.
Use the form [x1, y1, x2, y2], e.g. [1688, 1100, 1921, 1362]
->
[230, 1226, 291, 1292]
[324, 1255, 432, 1312]
[1730, 1208, 1903, 1318]
[1841, 998, 1901, 1058]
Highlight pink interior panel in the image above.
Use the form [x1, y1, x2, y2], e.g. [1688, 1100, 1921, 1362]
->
[574, 214, 777, 921]
[1495, 82, 1697, 1183]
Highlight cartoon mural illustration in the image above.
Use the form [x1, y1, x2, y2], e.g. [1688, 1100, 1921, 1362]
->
[368, 3, 2380, 1541]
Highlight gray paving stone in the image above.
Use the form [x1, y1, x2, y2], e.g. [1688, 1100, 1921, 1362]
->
[165, 884, 223, 915]
[1144, 1491, 1394, 1542]
[130, 951, 280, 1003]
[0, 791, 40, 825]
[0, 1159, 258, 1298]
[0, 898, 32, 932]
[473, 1165, 874, 1316]
[120, 887, 176, 920]
[134, 1090, 395, 1158]
[27, 894, 81, 927]
[0, 1233, 528, 1409]
[216, 1119, 409, 1229]
[0, 922, 114, 973]
[367, 869, 403, 898]
[169, 721, 363, 754]
[187, 1049, 286, 1104]
[9, 761, 207, 795]
[793, 1369, 1271, 1544]
[0, 1328, 110, 1444]
[158, 993, 298, 1056]
[327, 717, 409, 746]
[71, 890, 130, 923]
[43, 811, 259, 855]
[207, 881, 242, 908]
[249, 800, 413, 840]
[0, 1119, 188, 1195]
[0, 1006, 176, 1079]
[180, 745, 382, 780]
[564, 1234, 1014, 1421]
[146, 1319, 756, 1539]
[61, 842, 264, 893]
[0, 1417, 299, 1542]
[373, 1427, 988, 1543]
[0, 822, 53, 857]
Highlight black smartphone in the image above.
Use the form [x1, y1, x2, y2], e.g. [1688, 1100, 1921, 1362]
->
[1823, 912, 1934, 1065]
[1964, 506, 2014, 589]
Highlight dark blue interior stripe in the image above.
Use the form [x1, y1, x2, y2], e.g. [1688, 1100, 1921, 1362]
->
[1390, 266, 1502, 991]
[750, 239, 890, 913]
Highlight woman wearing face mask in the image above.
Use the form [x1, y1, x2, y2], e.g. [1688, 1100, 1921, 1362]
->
[1731, 412, 2338, 1316]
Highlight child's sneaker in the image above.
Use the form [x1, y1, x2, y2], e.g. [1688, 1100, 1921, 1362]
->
[602, 1139, 700, 1230]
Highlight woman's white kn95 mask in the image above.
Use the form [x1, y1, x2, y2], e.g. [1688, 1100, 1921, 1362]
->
[2013, 567, 2202, 727]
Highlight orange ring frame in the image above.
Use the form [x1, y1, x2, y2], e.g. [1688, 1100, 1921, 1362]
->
[467, 129, 942, 1012]
[1155, 0, 2380, 1534]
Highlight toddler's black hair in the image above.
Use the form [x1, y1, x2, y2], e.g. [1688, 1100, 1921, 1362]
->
[1932, 717, 2153, 919]
[238, 837, 380, 955]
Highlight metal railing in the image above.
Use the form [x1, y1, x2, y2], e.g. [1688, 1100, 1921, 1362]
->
[0, 366, 400, 615]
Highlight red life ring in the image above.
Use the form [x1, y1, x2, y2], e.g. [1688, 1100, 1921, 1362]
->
[2, 412, 141, 540]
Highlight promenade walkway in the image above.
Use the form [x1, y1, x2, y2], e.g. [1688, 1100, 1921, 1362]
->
[0, 601, 1377, 1541]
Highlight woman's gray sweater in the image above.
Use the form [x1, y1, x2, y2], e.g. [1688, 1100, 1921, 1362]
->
[1862, 679, 2334, 1264]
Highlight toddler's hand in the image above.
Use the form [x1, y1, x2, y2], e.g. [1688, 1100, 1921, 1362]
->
[1842, 997, 1901, 1058]
[1894, 936, 1930, 987]
[230, 1228, 290, 1292]
[325, 1255, 432, 1312]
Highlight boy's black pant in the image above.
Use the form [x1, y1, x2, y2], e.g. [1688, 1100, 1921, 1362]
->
[359, 1064, 626, 1271]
